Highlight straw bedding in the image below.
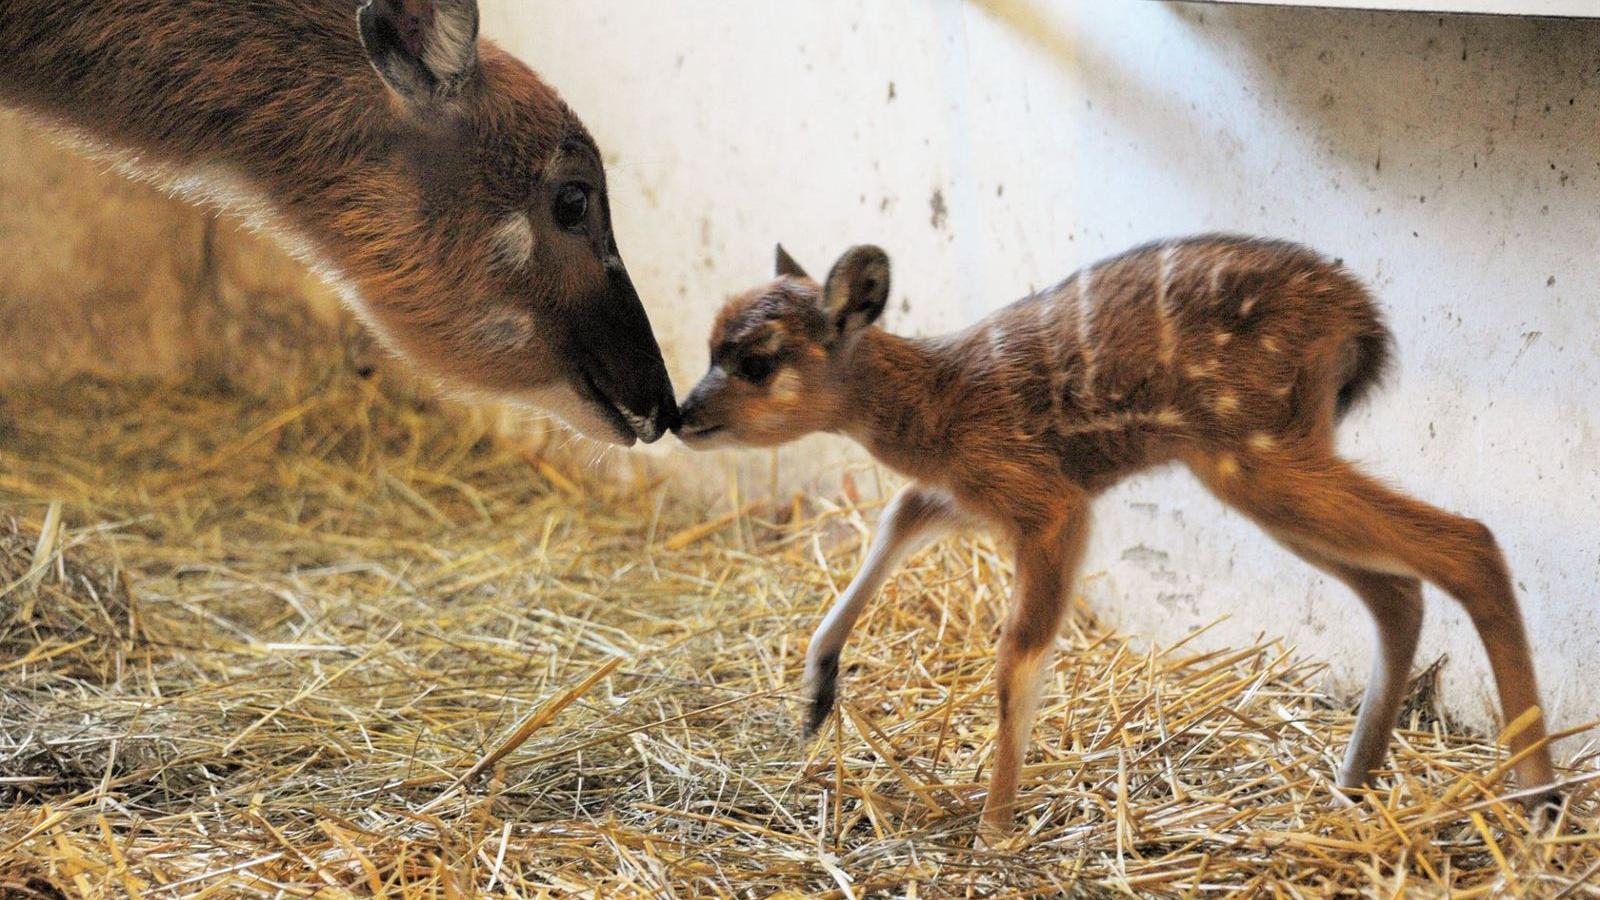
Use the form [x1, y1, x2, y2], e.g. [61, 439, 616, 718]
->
[0, 368, 1596, 898]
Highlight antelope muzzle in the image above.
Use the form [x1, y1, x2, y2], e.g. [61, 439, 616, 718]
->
[573, 259, 679, 445]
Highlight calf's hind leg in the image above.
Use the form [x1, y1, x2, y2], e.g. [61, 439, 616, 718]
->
[1278, 539, 1424, 790]
[1190, 449, 1557, 798]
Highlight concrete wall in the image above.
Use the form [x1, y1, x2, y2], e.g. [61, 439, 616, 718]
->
[1205, 0, 1599, 15]
[1, 1, 1594, 735]
[484, 0, 1600, 735]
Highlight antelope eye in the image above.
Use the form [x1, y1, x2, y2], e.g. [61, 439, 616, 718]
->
[738, 355, 776, 383]
[553, 182, 589, 231]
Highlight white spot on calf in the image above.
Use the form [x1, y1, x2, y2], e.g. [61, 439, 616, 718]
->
[1155, 245, 1177, 367]
[770, 367, 803, 404]
[988, 325, 1008, 359]
[1247, 432, 1278, 452]
[1054, 407, 1186, 438]
[1208, 260, 1226, 304]
[1076, 270, 1098, 394]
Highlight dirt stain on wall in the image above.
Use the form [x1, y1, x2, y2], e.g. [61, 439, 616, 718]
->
[928, 188, 948, 231]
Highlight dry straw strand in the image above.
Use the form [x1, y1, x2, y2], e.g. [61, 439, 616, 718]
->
[0, 369, 1594, 897]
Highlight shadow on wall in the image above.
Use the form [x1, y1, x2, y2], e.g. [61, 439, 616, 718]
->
[0, 110, 362, 392]
[1165, 5, 1600, 174]
[967, 0, 1223, 196]
[969, 0, 1599, 254]
[970, 0, 1079, 67]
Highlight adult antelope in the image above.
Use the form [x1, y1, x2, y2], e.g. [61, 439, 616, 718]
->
[0, 0, 676, 444]
[677, 237, 1557, 839]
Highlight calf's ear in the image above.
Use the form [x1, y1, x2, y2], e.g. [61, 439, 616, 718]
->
[775, 244, 811, 280]
[819, 245, 890, 349]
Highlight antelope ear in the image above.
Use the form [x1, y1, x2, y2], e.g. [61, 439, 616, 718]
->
[358, 0, 480, 104]
[819, 245, 890, 347]
[775, 244, 810, 280]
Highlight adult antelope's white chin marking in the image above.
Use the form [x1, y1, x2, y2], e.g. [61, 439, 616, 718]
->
[516, 382, 634, 446]
[619, 405, 658, 439]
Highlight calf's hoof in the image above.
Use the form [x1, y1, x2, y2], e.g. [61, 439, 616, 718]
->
[801, 650, 840, 740]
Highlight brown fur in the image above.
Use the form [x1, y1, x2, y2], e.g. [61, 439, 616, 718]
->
[680, 235, 1556, 838]
[0, 0, 675, 444]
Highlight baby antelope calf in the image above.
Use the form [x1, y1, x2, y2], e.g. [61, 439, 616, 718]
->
[676, 236, 1556, 837]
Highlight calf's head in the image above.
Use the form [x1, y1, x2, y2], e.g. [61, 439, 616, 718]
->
[337, 0, 675, 444]
[676, 245, 890, 448]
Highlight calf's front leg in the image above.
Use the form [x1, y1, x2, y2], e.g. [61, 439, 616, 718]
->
[980, 499, 1091, 840]
[803, 484, 961, 737]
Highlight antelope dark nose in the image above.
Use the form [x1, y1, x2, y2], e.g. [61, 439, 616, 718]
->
[583, 255, 678, 444]
[655, 400, 682, 436]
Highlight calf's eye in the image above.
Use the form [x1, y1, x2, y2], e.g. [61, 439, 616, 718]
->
[738, 355, 775, 383]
